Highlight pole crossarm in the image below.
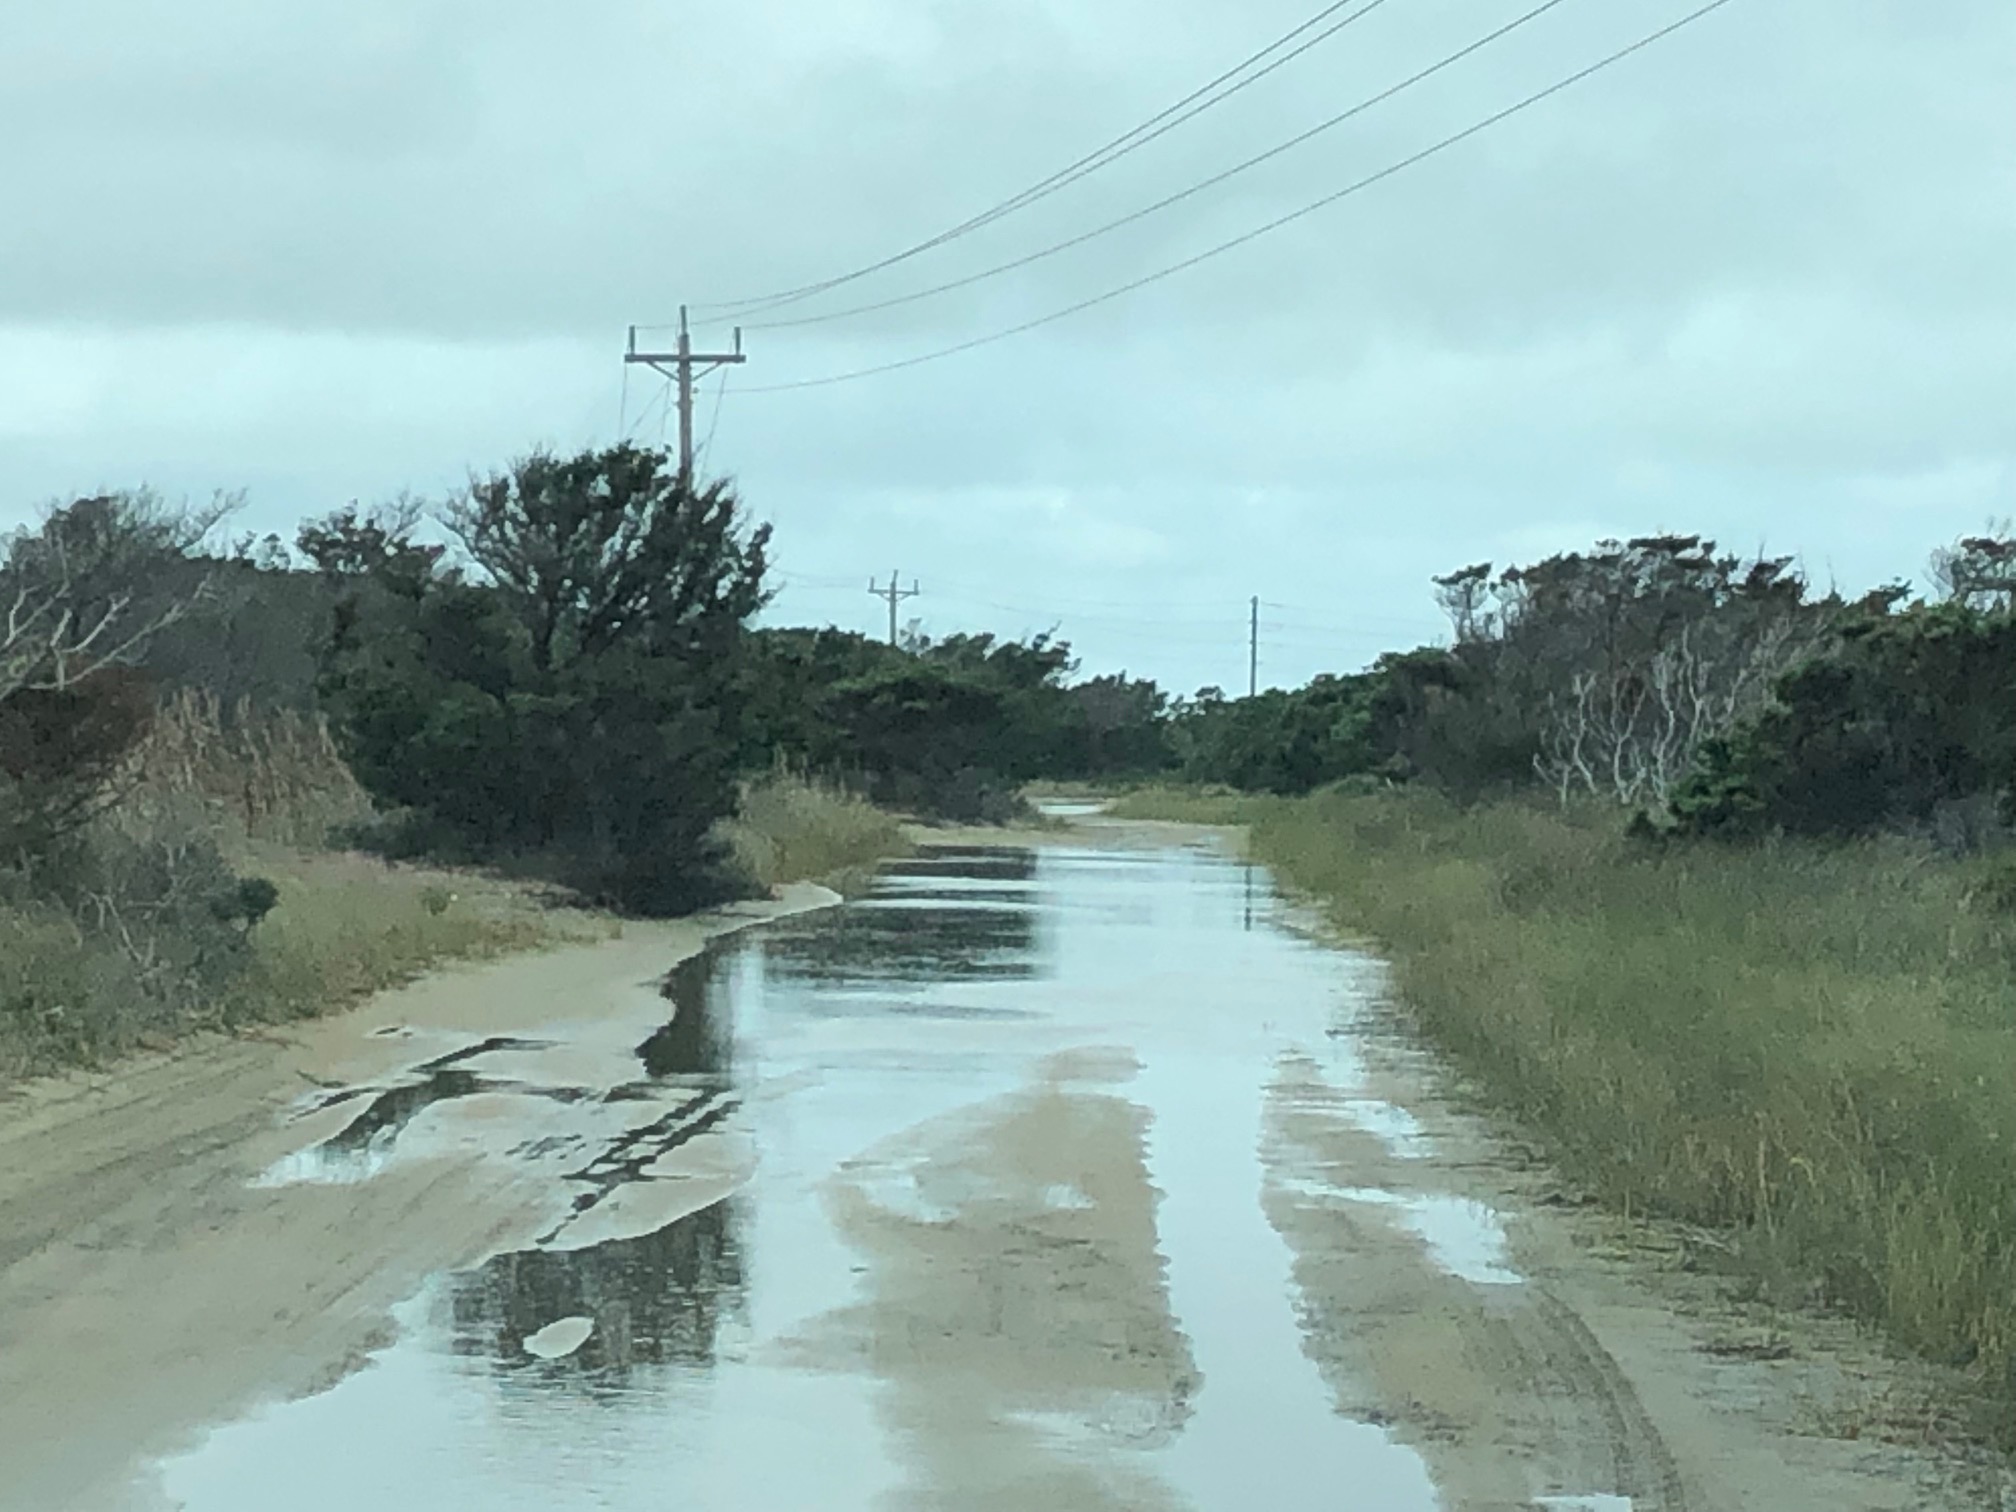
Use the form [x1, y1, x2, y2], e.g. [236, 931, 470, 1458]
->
[622, 312, 749, 480]
[624, 353, 748, 373]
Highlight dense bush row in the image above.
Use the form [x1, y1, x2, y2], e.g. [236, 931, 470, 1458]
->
[1168, 531, 2016, 849]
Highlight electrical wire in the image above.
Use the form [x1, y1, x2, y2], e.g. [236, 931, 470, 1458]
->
[769, 587, 1245, 642]
[740, 0, 1738, 394]
[772, 570, 872, 589]
[920, 574, 1257, 614]
[621, 376, 673, 443]
[763, 591, 1425, 667]
[770, 580, 1434, 645]
[1266, 608, 1440, 634]
[780, 573, 1442, 638]
[696, 367, 732, 471]
[742, 0, 1570, 334]
[692, 0, 1396, 319]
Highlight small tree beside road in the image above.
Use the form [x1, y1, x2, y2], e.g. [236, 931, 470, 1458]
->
[309, 446, 772, 913]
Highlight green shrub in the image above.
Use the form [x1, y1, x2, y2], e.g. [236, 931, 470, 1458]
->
[306, 448, 769, 917]
[1673, 604, 2016, 842]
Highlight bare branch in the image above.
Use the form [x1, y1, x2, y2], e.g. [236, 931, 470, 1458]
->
[1, 494, 213, 701]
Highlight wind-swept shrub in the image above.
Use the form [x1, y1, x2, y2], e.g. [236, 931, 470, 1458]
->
[308, 447, 771, 914]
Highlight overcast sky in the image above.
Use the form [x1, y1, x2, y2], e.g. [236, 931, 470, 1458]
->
[5, 0, 2011, 694]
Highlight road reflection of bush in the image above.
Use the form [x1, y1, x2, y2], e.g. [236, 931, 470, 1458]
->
[446, 1198, 749, 1393]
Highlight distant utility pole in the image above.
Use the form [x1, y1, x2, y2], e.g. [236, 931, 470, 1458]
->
[870, 571, 921, 647]
[624, 308, 747, 482]
[1249, 595, 1260, 698]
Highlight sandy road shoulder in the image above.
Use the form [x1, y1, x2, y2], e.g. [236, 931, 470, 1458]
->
[0, 884, 837, 1512]
[1262, 1035, 2011, 1511]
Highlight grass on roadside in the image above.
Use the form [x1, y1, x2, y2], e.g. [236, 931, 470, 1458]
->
[723, 771, 914, 896]
[1121, 783, 2016, 1435]
[1105, 786, 1255, 826]
[0, 845, 569, 1081]
[228, 850, 569, 1025]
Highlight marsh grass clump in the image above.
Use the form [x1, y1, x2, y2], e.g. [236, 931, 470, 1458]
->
[722, 771, 913, 895]
[230, 854, 556, 1026]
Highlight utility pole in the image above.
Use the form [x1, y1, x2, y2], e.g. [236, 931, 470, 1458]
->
[624, 308, 747, 483]
[870, 571, 921, 647]
[1249, 595, 1260, 698]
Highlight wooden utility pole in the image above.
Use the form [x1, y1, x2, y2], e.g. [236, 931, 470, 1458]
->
[870, 571, 921, 646]
[624, 308, 747, 481]
[1249, 595, 1260, 698]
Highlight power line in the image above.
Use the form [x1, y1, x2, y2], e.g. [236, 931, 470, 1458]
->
[696, 366, 732, 471]
[767, 589, 1244, 643]
[742, 0, 1571, 334]
[622, 375, 674, 443]
[781, 583, 1210, 626]
[772, 571, 877, 586]
[690, 0, 1395, 320]
[740, 0, 1739, 395]
[1267, 609, 1439, 634]
[769, 585, 1432, 647]
[777, 572, 1433, 632]
[923, 573, 1266, 615]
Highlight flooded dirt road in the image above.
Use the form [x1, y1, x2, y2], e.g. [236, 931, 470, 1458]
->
[1, 821, 1994, 1511]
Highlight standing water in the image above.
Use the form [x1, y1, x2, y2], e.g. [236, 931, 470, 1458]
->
[157, 833, 1492, 1511]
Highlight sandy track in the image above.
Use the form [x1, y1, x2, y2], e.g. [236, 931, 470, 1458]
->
[0, 887, 835, 1512]
[791, 1067, 1197, 1512]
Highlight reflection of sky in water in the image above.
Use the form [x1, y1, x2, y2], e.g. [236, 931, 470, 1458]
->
[161, 840, 1518, 1512]
[1340, 1097, 1434, 1159]
[1337, 1188, 1524, 1287]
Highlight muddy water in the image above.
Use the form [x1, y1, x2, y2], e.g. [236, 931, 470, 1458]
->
[158, 835, 1520, 1511]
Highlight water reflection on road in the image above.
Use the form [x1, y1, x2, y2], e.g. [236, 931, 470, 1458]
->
[161, 834, 1482, 1511]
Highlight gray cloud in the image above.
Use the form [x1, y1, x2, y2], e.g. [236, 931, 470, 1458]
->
[5, 0, 2012, 694]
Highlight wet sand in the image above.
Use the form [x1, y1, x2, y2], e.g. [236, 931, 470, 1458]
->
[0, 825, 2004, 1511]
[0, 885, 838, 1512]
[796, 1076, 1197, 1512]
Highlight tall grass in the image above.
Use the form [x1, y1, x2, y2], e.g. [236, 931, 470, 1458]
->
[230, 854, 563, 1025]
[128, 689, 373, 847]
[1120, 785, 2016, 1428]
[1105, 786, 1254, 825]
[723, 771, 914, 894]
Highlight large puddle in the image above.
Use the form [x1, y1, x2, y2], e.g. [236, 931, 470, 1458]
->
[158, 831, 1524, 1510]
